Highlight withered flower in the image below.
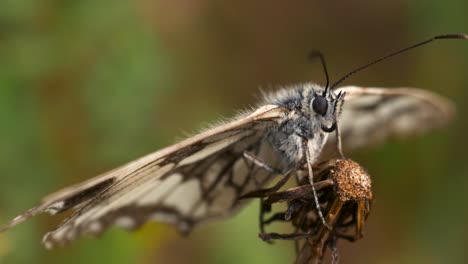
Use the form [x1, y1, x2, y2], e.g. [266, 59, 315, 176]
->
[244, 159, 373, 264]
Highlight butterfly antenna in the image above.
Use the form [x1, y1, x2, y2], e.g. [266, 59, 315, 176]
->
[330, 34, 468, 90]
[309, 51, 330, 91]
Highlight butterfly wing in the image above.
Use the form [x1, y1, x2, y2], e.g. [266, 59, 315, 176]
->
[1, 86, 454, 248]
[322, 86, 454, 158]
[0, 105, 288, 248]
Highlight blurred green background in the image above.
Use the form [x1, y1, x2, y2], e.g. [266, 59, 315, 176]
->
[0, 1, 467, 263]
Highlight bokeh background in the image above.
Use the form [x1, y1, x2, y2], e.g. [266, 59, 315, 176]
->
[1, 1, 467, 263]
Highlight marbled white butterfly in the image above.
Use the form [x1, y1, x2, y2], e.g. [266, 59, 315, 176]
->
[1, 34, 465, 249]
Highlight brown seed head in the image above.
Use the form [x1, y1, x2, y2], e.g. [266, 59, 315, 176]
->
[332, 159, 372, 202]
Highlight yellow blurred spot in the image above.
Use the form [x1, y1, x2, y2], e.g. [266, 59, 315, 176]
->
[135, 223, 177, 252]
[0, 234, 11, 259]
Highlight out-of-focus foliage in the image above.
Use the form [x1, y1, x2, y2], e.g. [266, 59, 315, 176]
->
[0, 1, 467, 264]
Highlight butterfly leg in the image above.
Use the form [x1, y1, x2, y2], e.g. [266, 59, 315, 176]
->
[242, 151, 281, 174]
[239, 151, 297, 199]
[332, 90, 346, 159]
[240, 151, 293, 236]
[239, 170, 295, 199]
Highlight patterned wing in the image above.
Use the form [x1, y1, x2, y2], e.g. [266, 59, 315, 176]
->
[0, 105, 288, 248]
[322, 86, 454, 158]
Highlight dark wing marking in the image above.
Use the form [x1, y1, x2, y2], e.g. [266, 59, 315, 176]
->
[321, 86, 454, 158]
[0, 105, 288, 248]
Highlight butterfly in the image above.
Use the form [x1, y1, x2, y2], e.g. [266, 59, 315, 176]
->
[0, 34, 464, 249]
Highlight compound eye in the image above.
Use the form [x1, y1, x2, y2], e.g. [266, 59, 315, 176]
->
[312, 96, 328, 116]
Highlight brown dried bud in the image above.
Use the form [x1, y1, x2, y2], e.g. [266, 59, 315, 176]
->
[332, 159, 372, 202]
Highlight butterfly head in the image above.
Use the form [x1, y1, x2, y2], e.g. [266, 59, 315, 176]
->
[311, 87, 346, 133]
